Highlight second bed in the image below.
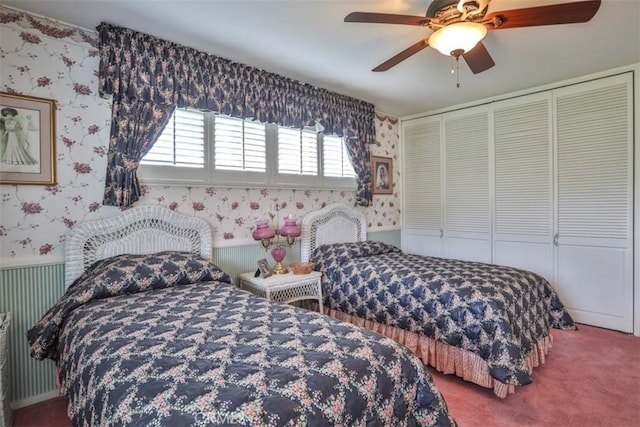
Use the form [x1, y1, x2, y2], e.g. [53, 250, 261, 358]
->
[302, 203, 576, 398]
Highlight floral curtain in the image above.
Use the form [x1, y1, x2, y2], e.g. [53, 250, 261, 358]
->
[344, 136, 373, 206]
[103, 99, 175, 206]
[98, 22, 375, 206]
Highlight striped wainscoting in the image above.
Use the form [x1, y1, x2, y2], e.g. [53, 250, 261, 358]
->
[0, 263, 65, 407]
[0, 230, 399, 407]
[368, 229, 401, 248]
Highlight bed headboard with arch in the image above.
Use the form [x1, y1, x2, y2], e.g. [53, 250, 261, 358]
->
[64, 205, 212, 288]
[300, 203, 367, 262]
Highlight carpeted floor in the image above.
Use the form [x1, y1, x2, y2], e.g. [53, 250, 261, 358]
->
[431, 323, 640, 426]
[13, 324, 640, 426]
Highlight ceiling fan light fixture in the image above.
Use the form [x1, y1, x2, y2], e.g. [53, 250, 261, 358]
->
[429, 22, 487, 57]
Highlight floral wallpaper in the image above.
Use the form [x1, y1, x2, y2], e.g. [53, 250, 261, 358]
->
[0, 6, 401, 265]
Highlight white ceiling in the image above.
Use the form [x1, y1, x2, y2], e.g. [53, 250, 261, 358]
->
[6, 0, 640, 117]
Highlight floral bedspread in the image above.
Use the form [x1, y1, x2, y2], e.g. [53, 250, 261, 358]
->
[28, 251, 455, 426]
[310, 241, 576, 387]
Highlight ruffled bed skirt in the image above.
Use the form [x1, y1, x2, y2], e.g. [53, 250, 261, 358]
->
[322, 307, 554, 398]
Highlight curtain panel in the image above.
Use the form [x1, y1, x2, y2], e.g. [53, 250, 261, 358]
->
[103, 100, 175, 206]
[97, 22, 375, 206]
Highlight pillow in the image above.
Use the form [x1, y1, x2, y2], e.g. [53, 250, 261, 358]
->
[75, 251, 232, 297]
[311, 240, 400, 262]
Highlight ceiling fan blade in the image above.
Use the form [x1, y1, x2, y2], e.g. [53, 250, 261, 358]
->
[372, 39, 429, 72]
[345, 12, 430, 26]
[463, 42, 495, 74]
[484, 0, 601, 30]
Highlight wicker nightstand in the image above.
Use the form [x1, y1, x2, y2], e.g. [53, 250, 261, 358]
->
[239, 271, 323, 311]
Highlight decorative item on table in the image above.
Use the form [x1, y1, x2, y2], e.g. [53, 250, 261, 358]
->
[257, 258, 272, 278]
[252, 202, 301, 275]
[289, 262, 315, 275]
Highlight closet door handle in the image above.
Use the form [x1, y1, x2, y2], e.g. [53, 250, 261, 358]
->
[440, 228, 444, 238]
[553, 234, 559, 246]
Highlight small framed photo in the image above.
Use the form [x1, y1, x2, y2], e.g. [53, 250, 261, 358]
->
[371, 155, 392, 194]
[257, 258, 272, 278]
[0, 92, 56, 185]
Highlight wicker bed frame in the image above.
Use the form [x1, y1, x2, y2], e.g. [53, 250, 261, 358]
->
[64, 205, 212, 288]
[301, 203, 551, 398]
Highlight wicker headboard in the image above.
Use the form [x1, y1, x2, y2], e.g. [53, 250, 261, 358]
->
[300, 203, 366, 262]
[64, 205, 212, 288]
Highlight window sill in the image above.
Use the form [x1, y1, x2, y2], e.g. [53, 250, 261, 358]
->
[139, 180, 356, 192]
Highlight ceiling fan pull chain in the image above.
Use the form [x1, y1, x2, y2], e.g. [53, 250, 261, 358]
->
[451, 56, 461, 88]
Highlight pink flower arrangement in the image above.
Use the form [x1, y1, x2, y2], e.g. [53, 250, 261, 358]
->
[73, 162, 91, 174]
[0, 12, 22, 24]
[27, 15, 75, 39]
[19, 31, 41, 44]
[73, 83, 92, 95]
[44, 185, 61, 194]
[19, 238, 33, 248]
[61, 56, 75, 67]
[37, 77, 52, 87]
[21, 202, 43, 215]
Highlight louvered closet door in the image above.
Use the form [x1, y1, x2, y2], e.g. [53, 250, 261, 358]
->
[554, 73, 633, 332]
[443, 107, 490, 262]
[493, 93, 553, 280]
[402, 116, 444, 256]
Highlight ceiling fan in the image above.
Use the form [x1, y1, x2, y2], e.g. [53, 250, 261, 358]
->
[345, 0, 601, 74]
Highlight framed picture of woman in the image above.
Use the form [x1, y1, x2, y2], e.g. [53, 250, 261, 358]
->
[371, 155, 392, 194]
[257, 258, 272, 278]
[0, 92, 56, 185]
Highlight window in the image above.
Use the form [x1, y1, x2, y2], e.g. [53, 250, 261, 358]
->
[277, 127, 318, 176]
[214, 115, 265, 172]
[323, 134, 355, 178]
[143, 109, 205, 167]
[140, 109, 356, 189]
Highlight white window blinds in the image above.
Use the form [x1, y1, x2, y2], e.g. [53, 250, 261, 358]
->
[142, 109, 205, 167]
[323, 135, 355, 178]
[140, 109, 356, 189]
[214, 115, 266, 172]
[278, 127, 318, 175]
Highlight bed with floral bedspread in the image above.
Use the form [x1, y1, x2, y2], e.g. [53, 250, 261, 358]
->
[310, 241, 576, 396]
[28, 251, 455, 426]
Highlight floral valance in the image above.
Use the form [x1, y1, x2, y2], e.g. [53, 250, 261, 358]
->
[97, 22, 376, 143]
[98, 22, 374, 207]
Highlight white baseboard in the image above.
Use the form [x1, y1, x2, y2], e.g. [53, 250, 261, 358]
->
[11, 389, 61, 409]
